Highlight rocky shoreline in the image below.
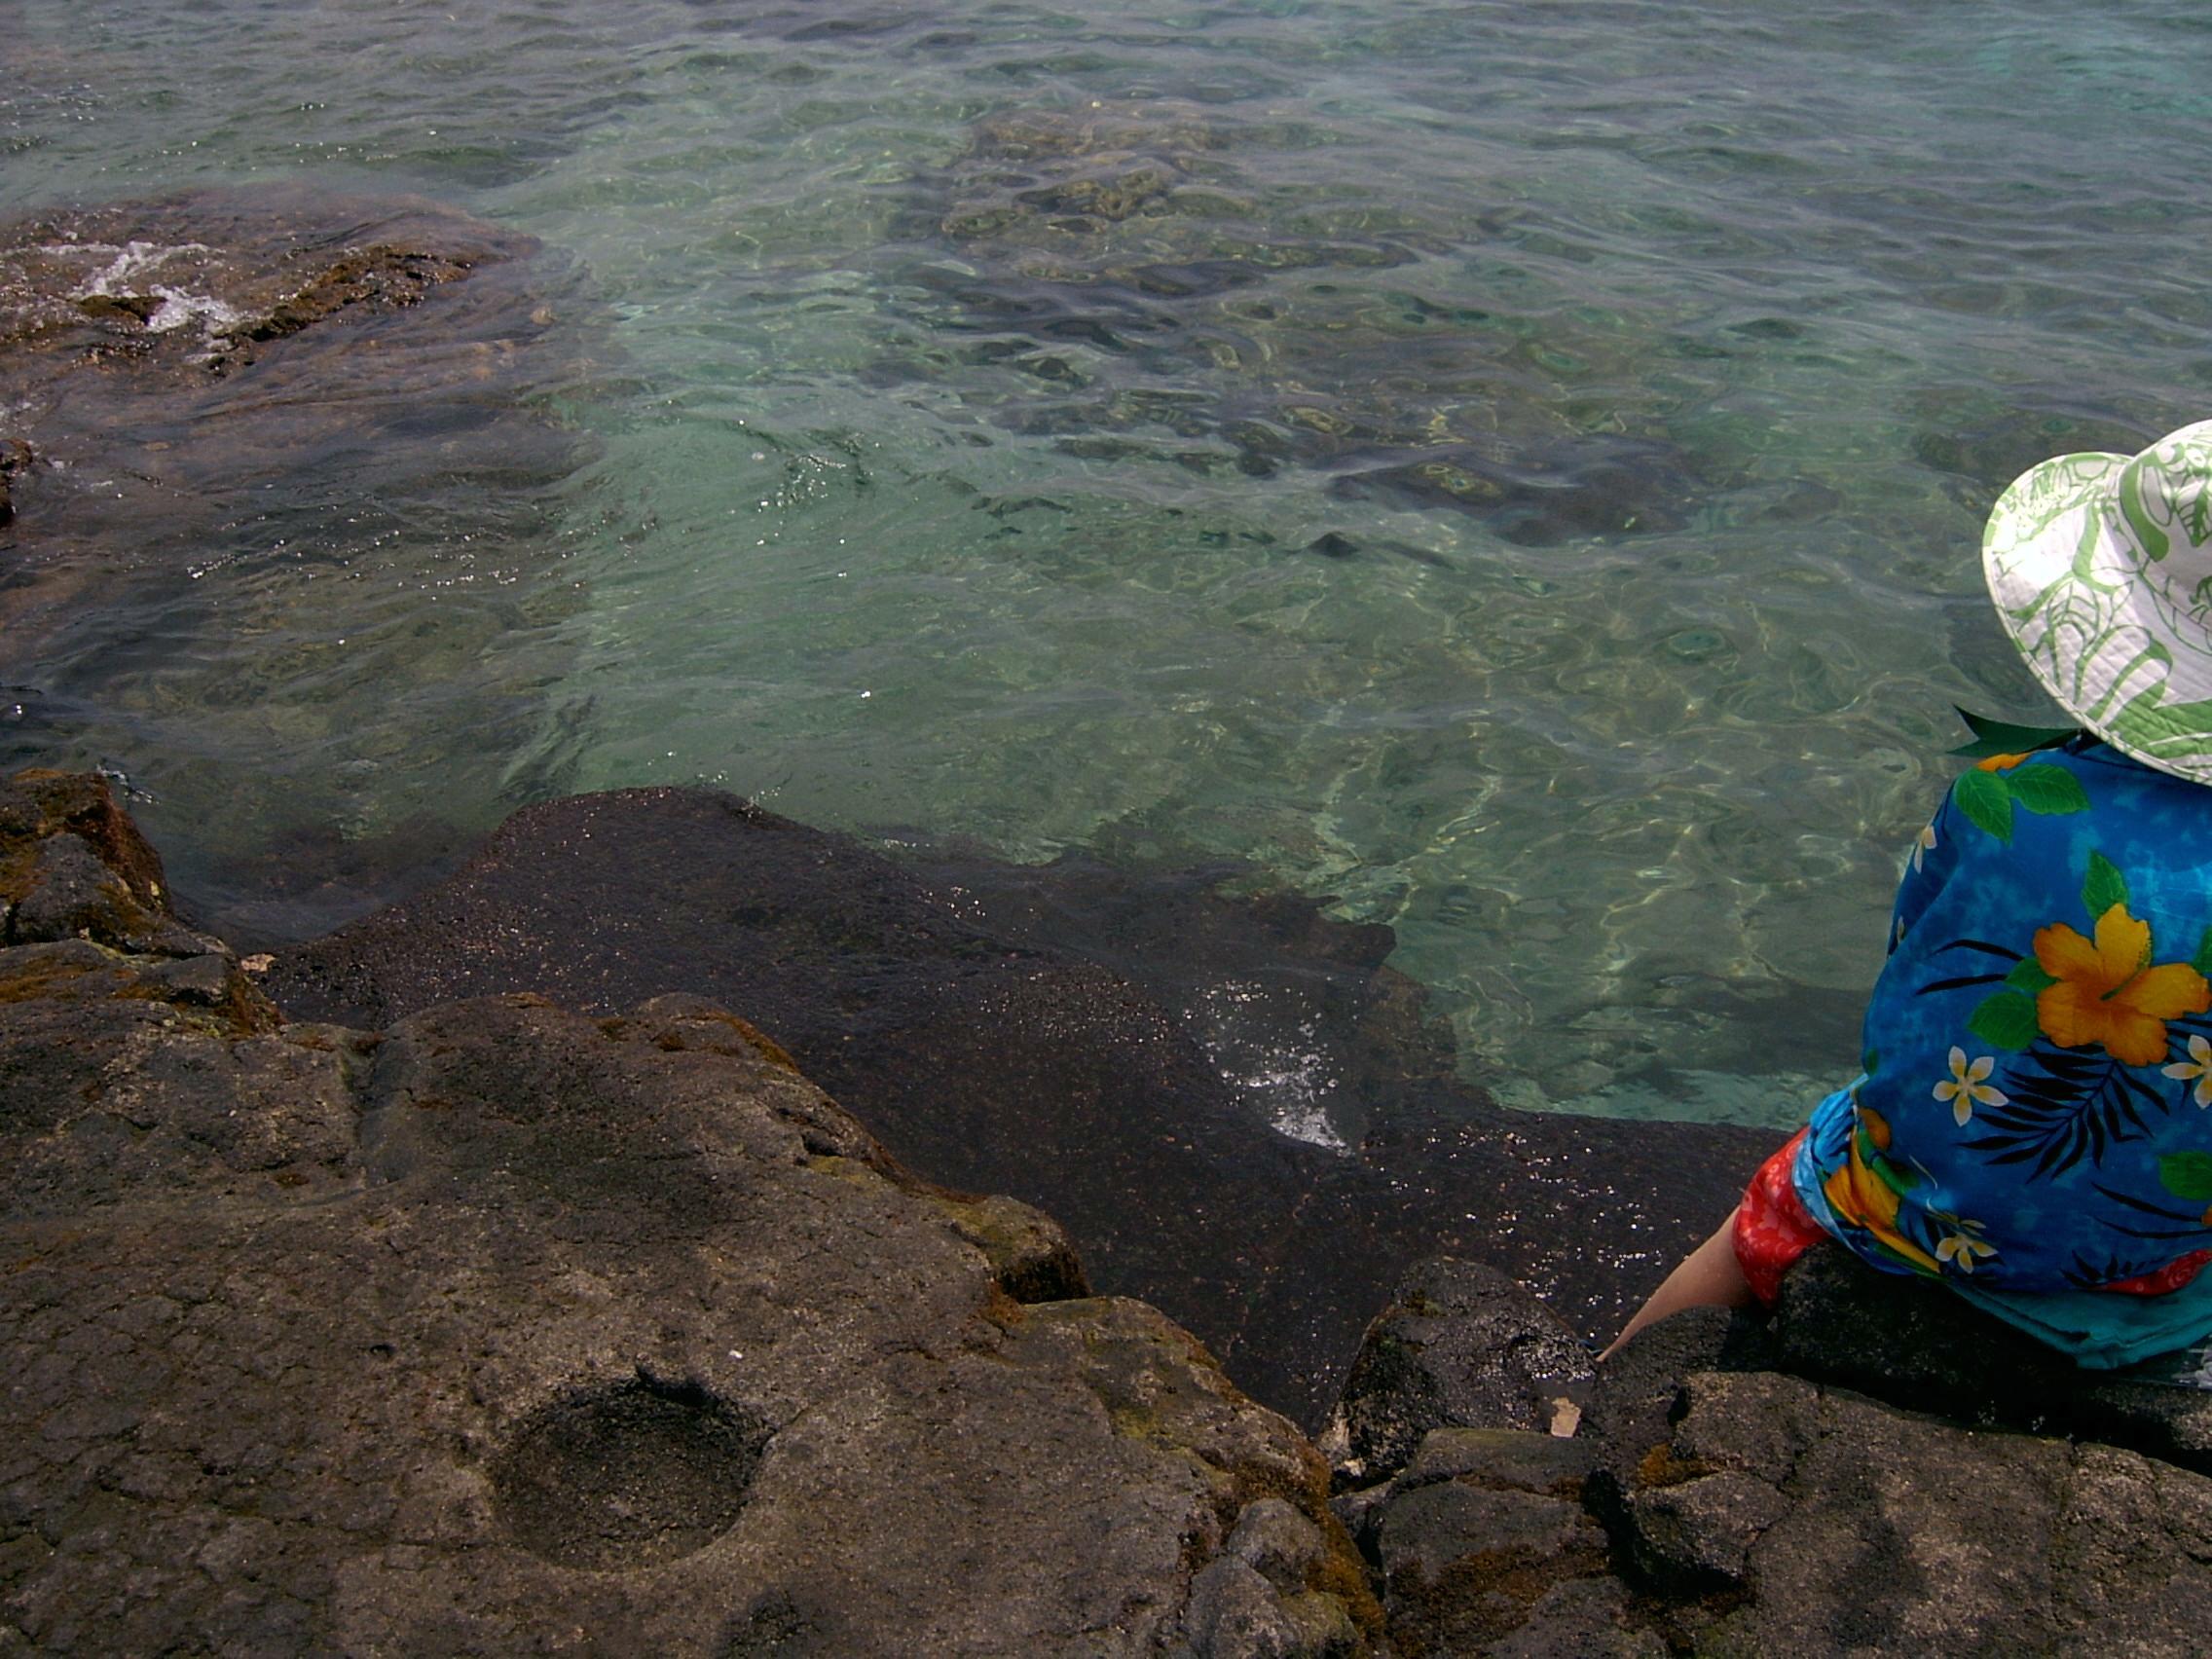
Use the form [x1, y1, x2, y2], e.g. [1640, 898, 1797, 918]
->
[250, 779, 1778, 1429]
[9, 769, 2212, 1654]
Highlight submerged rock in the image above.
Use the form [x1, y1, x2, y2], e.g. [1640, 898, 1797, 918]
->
[0, 187, 599, 900]
[0, 185, 579, 553]
[0, 772, 1376, 1654]
[1326, 435, 1694, 546]
[884, 99, 1709, 544]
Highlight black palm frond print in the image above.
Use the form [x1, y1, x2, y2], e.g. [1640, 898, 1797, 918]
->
[1959, 1047, 2172, 1179]
[2088, 1182, 2212, 1243]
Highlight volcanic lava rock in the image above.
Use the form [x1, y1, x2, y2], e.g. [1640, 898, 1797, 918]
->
[1320, 1257, 1596, 1489]
[20, 770, 2212, 1654]
[1330, 1246, 2212, 1656]
[1768, 1241, 2212, 1478]
[0, 772, 1376, 1655]
[0, 185, 579, 558]
[1596, 1367, 2212, 1653]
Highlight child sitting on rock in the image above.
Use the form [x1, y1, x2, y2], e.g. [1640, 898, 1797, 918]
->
[1608, 420, 2212, 1371]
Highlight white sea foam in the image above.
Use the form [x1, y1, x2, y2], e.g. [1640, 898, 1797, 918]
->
[48, 240, 240, 333]
[143, 287, 244, 334]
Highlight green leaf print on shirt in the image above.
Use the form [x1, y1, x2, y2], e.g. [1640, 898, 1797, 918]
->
[1949, 708, 2079, 759]
[1954, 769, 2014, 842]
[2083, 852, 2128, 922]
[2158, 1151, 2212, 1204]
[1951, 756, 2093, 846]
[2008, 767, 2090, 816]
[2192, 927, 2212, 977]
[1968, 993, 2041, 1050]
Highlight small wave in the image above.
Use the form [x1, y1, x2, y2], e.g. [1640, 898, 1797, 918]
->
[1198, 977, 1348, 1153]
[53, 238, 212, 296]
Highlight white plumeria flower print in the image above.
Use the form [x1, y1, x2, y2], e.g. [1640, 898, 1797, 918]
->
[1936, 1231, 1997, 1272]
[1932, 1046, 2007, 1126]
[1912, 822, 1936, 871]
[2163, 1033, 2212, 1107]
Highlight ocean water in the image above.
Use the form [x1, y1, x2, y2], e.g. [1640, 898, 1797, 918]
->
[5, 0, 2211, 1132]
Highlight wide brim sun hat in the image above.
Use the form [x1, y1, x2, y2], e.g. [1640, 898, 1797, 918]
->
[1983, 418, 2212, 785]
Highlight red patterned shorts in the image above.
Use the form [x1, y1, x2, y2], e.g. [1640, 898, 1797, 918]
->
[1729, 1129, 1827, 1307]
[1729, 1127, 2212, 1303]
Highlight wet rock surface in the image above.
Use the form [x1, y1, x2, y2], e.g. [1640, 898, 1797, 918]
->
[0, 773, 1375, 1654]
[261, 783, 1775, 1426]
[1320, 1259, 1596, 1487]
[0, 186, 579, 604]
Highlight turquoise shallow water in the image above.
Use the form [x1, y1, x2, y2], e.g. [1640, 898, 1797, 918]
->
[6, 0, 2212, 1129]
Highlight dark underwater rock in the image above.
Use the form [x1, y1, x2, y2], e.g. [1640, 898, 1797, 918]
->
[0, 436, 29, 526]
[0, 187, 598, 906]
[260, 783, 1775, 1427]
[1906, 386, 2151, 509]
[1326, 436, 1693, 544]
[886, 98, 1711, 542]
[0, 186, 576, 553]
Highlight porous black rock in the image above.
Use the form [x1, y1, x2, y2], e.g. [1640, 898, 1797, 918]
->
[1599, 1368, 2212, 1653]
[1771, 1239, 2212, 1478]
[24, 768, 2212, 1653]
[1334, 1252, 2212, 1655]
[1319, 1257, 1595, 1489]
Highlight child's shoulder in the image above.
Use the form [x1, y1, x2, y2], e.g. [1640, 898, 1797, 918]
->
[1942, 735, 2212, 825]
[1916, 735, 2212, 919]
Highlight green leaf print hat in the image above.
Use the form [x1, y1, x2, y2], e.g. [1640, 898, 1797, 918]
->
[1983, 419, 2212, 785]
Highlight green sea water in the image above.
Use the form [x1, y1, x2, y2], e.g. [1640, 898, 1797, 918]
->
[6, 0, 2212, 1133]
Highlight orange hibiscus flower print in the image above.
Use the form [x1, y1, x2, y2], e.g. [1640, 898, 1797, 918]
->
[2032, 903, 2212, 1066]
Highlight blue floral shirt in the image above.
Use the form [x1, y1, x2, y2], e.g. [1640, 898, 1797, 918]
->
[1793, 737, 2212, 1338]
